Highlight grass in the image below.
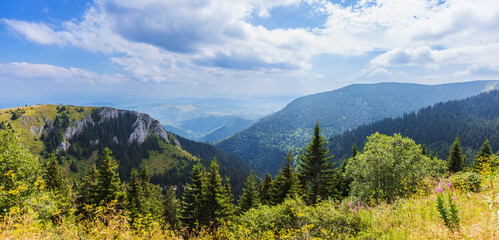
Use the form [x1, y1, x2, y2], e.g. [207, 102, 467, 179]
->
[2, 173, 499, 239]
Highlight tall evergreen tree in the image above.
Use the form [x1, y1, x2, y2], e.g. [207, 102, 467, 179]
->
[180, 162, 206, 228]
[96, 148, 122, 204]
[202, 160, 232, 226]
[126, 169, 144, 225]
[44, 153, 68, 193]
[474, 139, 493, 171]
[298, 121, 333, 204]
[259, 173, 272, 205]
[163, 186, 179, 229]
[238, 172, 259, 214]
[422, 144, 427, 156]
[352, 144, 358, 158]
[75, 165, 99, 216]
[222, 176, 235, 217]
[139, 166, 163, 221]
[447, 136, 465, 173]
[271, 153, 302, 205]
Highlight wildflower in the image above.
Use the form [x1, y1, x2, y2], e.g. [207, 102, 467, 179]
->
[436, 187, 442, 193]
[447, 182, 452, 189]
[453, 196, 457, 201]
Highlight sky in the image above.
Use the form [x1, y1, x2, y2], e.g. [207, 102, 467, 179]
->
[1, 0, 498, 105]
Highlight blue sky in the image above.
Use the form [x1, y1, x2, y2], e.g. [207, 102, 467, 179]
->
[1, 0, 498, 105]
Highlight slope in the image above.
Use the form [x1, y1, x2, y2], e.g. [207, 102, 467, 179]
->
[217, 80, 499, 175]
[329, 90, 499, 164]
[0, 104, 250, 196]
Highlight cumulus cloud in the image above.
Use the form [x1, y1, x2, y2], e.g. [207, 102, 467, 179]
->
[0, 62, 128, 84]
[2, 0, 499, 84]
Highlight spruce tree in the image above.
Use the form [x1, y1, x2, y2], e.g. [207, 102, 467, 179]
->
[238, 172, 259, 214]
[45, 153, 68, 193]
[352, 144, 358, 158]
[222, 177, 235, 217]
[139, 166, 163, 220]
[474, 139, 493, 171]
[259, 173, 272, 205]
[271, 153, 302, 205]
[447, 136, 465, 173]
[180, 162, 206, 228]
[202, 160, 231, 226]
[126, 169, 144, 225]
[96, 147, 122, 204]
[422, 144, 427, 156]
[75, 165, 99, 216]
[163, 186, 179, 229]
[298, 121, 333, 204]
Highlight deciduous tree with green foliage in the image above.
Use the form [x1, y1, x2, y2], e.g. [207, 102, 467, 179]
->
[345, 132, 446, 202]
[298, 121, 333, 204]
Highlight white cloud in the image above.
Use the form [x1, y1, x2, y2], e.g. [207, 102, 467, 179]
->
[2, 0, 499, 86]
[0, 62, 128, 84]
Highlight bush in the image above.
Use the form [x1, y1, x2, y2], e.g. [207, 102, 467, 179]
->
[236, 198, 368, 238]
[451, 172, 482, 193]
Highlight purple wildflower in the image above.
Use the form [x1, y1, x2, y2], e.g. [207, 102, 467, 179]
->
[436, 187, 442, 193]
[447, 182, 452, 189]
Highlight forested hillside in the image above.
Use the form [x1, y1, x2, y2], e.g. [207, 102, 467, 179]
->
[0, 105, 250, 196]
[329, 90, 499, 163]
[218, 80, 498, 175]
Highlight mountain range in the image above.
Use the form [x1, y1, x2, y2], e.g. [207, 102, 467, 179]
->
[217, 80, 499, 175]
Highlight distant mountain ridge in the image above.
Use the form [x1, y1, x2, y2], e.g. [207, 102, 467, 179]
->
[329, 89, 499, 164]
[217, 80, 499, 175]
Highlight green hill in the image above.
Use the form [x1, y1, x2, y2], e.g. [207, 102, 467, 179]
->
[217, 80, 499, 175]
[0, 104, 250, 196]
[329, 89, 499, 164]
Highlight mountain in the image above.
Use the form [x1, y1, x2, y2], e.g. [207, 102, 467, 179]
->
[0, 104, 251, 196]
[124, 96, 295, 141]
[201, 117, 255, 143]
[329, 90, 499, 165]
[217, 80, 499, 175]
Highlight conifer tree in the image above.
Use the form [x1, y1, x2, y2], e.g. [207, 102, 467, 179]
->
[202, 160, 232, 226]
[163, 186, 179, 229]
[238, 172, 259, 214]
[259, 173, 272, 205]
[298, 121, 333, 204]
[474, 139, 493, 171]
[222, 176, 235, 216]
[126, 169, 144, 225]
[96, 148, 122, 204]
[180, 162, 206, 228]
[75, 165, 99, 216]
[447, 136, 465, 173]
[352, 144, 358, 158]
[139, 166, 163, 220]
[271, 153, 302, 205]
[45, 153, 68, 193]
[422, 144, 427, 156]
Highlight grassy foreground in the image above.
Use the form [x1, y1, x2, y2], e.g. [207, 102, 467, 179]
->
[1, 174, 499, 239]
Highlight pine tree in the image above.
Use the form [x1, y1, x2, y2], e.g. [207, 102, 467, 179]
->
[180, 162, 206, 228]
[271, 153, 302, 205]
[222, 177, 235, 217]
[298, 121, 333, 204]
[96, 148, 122, 204]
[163, 186, 179, 229]
[202, 160, 232, 226]
[238, 172, 259, 214]
[45, 153, 68, 193]
[447, 136, 465, 173]
[139, 166, 163, 220]
[474, 139, 493, 172]
[75, 165, 99, 216]
[259, 173, 272, 205]
[352, 144, 358, 158]
[422, 144, 427, 156]
[126, 169, 144, 225]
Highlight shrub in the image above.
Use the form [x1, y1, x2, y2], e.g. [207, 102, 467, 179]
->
[451, 172, 482, 193]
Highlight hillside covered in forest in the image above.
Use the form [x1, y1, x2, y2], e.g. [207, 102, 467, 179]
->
[217, 80, 498, 175]
[0, 104, 251, 196]
[329, 90, 499, 164]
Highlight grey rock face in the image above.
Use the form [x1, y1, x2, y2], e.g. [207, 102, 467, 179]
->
[56, 140, 71, 153]
[64, 118, 94, 140]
